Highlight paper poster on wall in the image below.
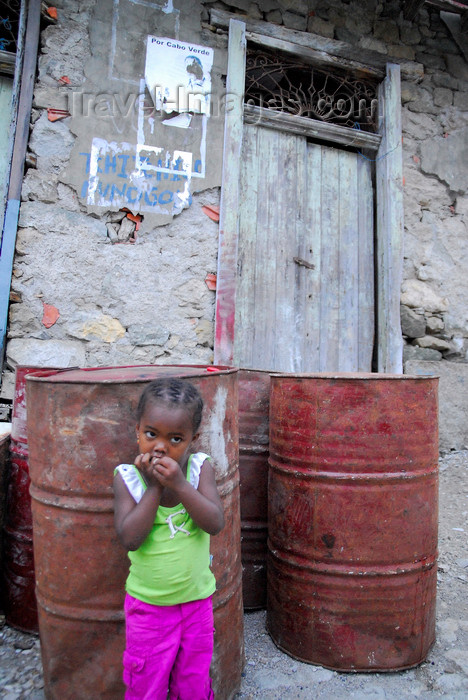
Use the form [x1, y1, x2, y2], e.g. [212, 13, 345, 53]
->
[145, 36, 214, 116]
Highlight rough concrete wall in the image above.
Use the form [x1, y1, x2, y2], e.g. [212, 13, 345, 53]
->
[2, 0, 228, 399]
[2, 0, 468, 449]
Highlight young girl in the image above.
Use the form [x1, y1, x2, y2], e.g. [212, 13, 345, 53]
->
[113, 377, 225, 700]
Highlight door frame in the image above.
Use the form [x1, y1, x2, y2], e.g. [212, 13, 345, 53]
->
[214, 17, 404, 373]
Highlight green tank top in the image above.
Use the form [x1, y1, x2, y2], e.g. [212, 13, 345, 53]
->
[115, 454, 216, 606]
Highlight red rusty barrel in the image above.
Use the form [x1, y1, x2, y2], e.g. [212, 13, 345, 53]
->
[2, 365, 56, 632]
[238, 369, 270, 609]
[0, 427, 11, 611]
[267, 373, 439, 672]
[26, 365, 243, 700]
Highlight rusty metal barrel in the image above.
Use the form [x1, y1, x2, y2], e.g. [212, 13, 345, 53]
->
[2, 365, 54, 632]
[267, 373, 439, 672]
[238, 369, 270, 609]
[26, 365, 243, 700]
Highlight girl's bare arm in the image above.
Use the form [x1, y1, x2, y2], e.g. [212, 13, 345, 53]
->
[113, 469, 163, 551]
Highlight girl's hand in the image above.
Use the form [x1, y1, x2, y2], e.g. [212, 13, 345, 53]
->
[135, 452, 162, 487]
[151, 455, 186, 491]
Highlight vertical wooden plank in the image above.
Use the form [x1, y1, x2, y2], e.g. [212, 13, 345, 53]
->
[376, 63, 404, 373]
[273, 130, 299, 371]
[300, 141, 322, 372]
[338, 150, 359, 371]
[214, 19, 246, 365]
[234, 123, 258, 368]
[319, 146, 340, 371]
[357, 155, 375, 371]
[251, 126, 278, 369]
[293, 135, 307, 372]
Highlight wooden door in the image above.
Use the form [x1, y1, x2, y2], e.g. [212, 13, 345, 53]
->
[214, 19, 404, 373]
[234, 123, 374, 372]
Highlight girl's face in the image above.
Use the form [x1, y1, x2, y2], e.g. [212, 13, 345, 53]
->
[136, 401, 197, 468]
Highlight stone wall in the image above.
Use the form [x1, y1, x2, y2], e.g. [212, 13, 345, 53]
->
[1, 0, 467, 448]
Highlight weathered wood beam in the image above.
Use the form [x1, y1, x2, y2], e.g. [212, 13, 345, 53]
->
[243, 105, 382, 151]
[247, 30, 383, 80]
[426, 0, 468, 12]
[214, 19, 246, 365]
[376, 64, 404, 374]
[403, 0, 426, 20]
[210, 8, 424, 81]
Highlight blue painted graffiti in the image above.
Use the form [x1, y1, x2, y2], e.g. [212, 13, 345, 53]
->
[79, 152, 202, 209]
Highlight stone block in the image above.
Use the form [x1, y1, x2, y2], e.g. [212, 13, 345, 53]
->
[307, 16, 335, 38]
[33, 85, 69, 111]
[29, 113, 75, 175]
[0, 370, 15, 401]
[404, 359, 468, 451]
[358, 36, 388, 54]
[401, 279, 448, 313]
[420, 127, 468, 194]
[279, 0, 308, 14]
[402, 107, 439, 139]
[454, 91, 468, 111]
[455, 195, 468, 217]
[415, 52, 446, 71]
[8, 303, 43, 337]
[18, 201, 108, 239]
[431, 71, 459, 90]
[282, 11, 307, 31]
[373, 19, 399, 43]
[266, 10, 282, 24]
[6, 338, 86, 369]
[328, 8, 346, 28]
[433, 87, 453, 108]
[406, 86, 439, 115]
[388, 44, 416, 61]
[401, 304, 426, 338]
[68, 313, 126, 343]
[426, 316, 444, 333]
[446, 54, 468, 82]
[14, 228, 40, 255]
[403, 344, 442, 363]
[127, 324, 170, 346]
[412, 335, 451, 352]
[21, 170, 58, 204]
[400, 25, 421, 45]
[195, 319, 214, 347]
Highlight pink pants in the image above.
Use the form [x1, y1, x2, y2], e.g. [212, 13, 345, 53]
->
[123, 593, 215, 700]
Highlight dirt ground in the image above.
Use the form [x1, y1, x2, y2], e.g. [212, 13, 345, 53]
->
[0, 451, 466, 700]
[235, 450, 468, 699]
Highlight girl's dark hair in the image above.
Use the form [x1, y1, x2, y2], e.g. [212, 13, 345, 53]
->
[137, 378, 204, 433]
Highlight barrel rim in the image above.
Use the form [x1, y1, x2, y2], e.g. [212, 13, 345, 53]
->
[269, 372, 439, 380]
[25, 364, 239, 385]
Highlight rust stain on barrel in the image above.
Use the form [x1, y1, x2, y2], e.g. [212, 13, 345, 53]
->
[267, 372, 439, 672]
